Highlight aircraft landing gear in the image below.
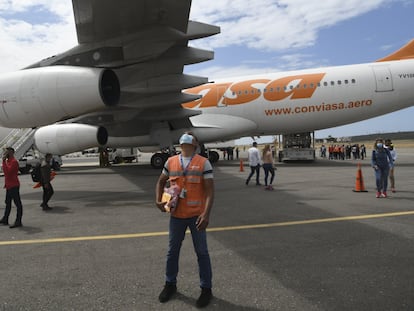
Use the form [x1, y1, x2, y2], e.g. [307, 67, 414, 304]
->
[150, 152, 169, 169]
[150, 145, 220, 169]
[208, 150, 219, 163]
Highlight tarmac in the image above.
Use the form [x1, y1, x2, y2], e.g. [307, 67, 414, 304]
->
[0, 149, 413, 311]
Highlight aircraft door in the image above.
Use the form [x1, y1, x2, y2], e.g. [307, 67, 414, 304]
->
[372, 66, 393, 92]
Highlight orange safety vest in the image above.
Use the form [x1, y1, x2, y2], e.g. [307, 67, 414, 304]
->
[167, 154, 207, 219]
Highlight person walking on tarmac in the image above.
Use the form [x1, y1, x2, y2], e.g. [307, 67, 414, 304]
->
[0, 147, 24, 228]
[262, 144, 275, 190]
[155, 132, 215, 308]
[385, 139, 397, 192]
[246, 141, 261, 185]
[371, 138, 394, 198]
[40, 153, 54, 211]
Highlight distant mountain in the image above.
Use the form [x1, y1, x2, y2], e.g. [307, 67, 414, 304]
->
[349, 131, 414, 142]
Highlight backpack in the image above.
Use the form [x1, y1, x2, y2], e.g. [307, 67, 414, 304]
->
[31, 163, 41, 182]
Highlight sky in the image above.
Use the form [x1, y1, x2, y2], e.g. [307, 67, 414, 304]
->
[0, 0, 413, 141]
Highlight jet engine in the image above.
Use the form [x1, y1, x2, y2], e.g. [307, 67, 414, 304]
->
[0, 66, 120, 128]
[34, 124, 108, 155]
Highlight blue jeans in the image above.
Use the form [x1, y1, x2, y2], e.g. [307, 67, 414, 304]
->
[246, 165, 260, 184]
[3, 186, 23, 224]
[166, 216, 212, 288]
[262, 163, 275, 186]
[374, 166, 390, 192]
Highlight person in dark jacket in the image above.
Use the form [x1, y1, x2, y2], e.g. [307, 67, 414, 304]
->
[40, 153, 54, 211]
[371, 139, 394, 198]
[0, 147, 24, 228]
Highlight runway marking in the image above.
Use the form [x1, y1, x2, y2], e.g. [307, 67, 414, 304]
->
[1, 210, 414, 246]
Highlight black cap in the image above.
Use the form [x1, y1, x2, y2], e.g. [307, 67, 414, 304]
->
[5, 147, 15, 152]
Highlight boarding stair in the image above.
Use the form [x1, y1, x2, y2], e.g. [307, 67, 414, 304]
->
[0, 128, 37, 173]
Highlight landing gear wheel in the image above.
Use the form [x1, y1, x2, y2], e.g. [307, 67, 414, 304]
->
[151, 153, 169, 169]
[208, 151, 219, 163]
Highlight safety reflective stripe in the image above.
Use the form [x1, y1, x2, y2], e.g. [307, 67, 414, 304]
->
[187, 200, 202, 206]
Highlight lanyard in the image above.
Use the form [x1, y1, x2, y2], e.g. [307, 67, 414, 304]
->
[180, 154, 195, 176]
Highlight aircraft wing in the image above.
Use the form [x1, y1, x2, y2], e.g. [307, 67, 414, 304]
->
[73, 0, 191, 44]
[3, 0, 220, 154]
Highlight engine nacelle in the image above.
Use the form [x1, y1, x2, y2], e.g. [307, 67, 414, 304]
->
[0, 66, 120, 128]
[34, 124, 108, 155]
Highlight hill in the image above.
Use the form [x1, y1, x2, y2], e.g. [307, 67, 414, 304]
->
[349, 131, 414, 142]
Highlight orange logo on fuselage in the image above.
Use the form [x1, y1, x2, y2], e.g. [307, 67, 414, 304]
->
[183, 73, 326, 109]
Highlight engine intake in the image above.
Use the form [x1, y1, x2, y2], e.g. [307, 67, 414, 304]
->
[100, 69, 120, 107]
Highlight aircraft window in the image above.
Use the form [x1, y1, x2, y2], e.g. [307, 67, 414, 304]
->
[330, 81, 335, 86]
[323, 82, 328, 86]
[269, 87, 274, 92]
[263, 88, 267, 93]
[310, 83, 314, 88]
[238, 91, 242, 95]
[344, 80, 349, 84]
[317, 82, 321, 87]
[290, 85, 294, 90]
[284, 86, 288, 90]
[232, 91, 236, 96]
[337, 80, 341, 85]
[245, 90, 249, 94]
[276, 87, 280, 92]
[352, 79, 356, 83]
[303, 84, 307, 88]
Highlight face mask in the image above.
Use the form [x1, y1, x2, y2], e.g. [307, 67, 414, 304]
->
[376, 143, 383, 148]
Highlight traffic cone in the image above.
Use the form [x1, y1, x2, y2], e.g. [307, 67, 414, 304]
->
[353, 163, 368, 192]
[239, 159, 244, 172]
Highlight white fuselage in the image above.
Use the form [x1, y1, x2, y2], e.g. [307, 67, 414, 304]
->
[184, 60, 414, 142]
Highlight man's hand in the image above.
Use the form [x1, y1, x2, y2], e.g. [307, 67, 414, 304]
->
[155, 201, 167, 213]
[196, 213, 209, 231]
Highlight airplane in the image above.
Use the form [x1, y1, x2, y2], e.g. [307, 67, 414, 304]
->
[0, 1, 414, 168]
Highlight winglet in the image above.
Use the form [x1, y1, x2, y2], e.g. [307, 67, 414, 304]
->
[376, 39, 414, 62]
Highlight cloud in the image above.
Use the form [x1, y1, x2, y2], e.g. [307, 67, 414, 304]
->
[190, 0, 387, 52]
[0, 1, 75, 72]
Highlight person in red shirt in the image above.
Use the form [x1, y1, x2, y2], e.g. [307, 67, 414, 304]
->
[0, 147, 24, 228]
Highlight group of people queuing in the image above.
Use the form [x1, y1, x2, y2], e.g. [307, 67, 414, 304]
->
[0, 148, 55, 228]
[371, 138, 397, 198]
[322, 143, 367, 160]
[222, 147, 239, 160]
[245, 142, 276, 190]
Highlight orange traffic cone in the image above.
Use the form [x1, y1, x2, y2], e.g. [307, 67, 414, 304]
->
[353, 163, 368, 192]
[239, 159, 244, 172]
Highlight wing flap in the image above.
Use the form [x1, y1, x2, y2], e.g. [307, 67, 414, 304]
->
[121, 92, 201, 109]
[186, 21, 221, 40]
[122, 74, 208, 94]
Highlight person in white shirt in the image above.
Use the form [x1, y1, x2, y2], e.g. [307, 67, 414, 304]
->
[245, 142, 261, 186]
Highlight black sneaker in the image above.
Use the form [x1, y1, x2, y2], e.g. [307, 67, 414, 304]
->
[9, 222, 22, 229]
[158, 282, 177, 303]
[196, 287, 212, 308]
[0, 218, 9, 225]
